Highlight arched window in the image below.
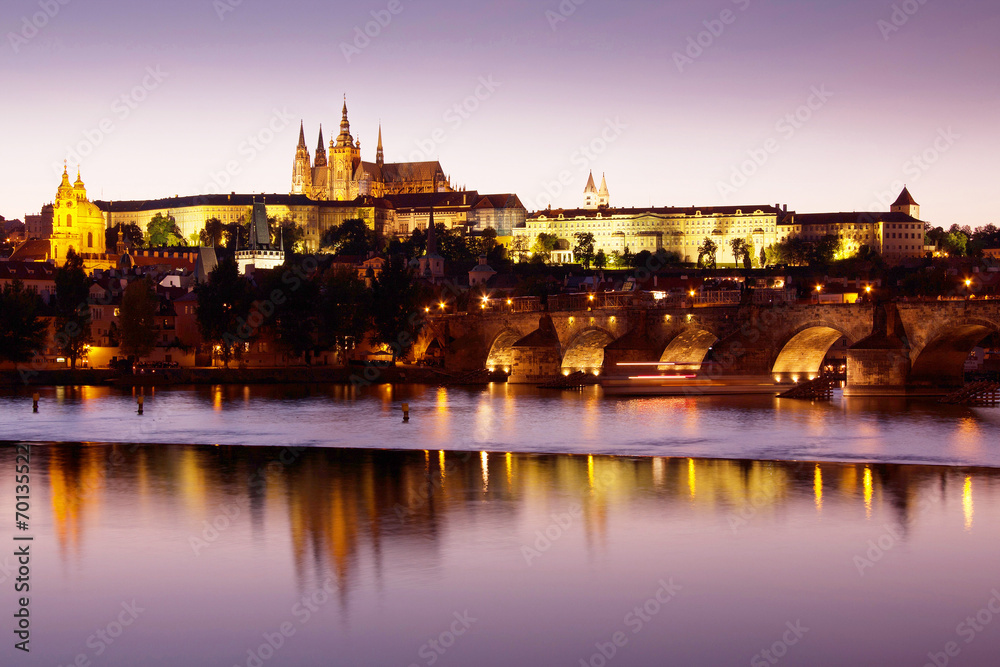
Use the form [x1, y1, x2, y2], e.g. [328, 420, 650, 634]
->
[66, 214, 72, 227]
[88, 232, 93, 248]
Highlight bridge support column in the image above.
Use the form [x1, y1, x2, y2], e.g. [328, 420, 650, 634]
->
[509, 314, 563, 384]
[844, 347, 911, 396]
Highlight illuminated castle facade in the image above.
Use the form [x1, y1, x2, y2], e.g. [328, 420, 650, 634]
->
[291, 100, 454, 201]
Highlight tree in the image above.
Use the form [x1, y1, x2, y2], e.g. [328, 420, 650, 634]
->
[369, 255, 423, 361]
[119, 278, 158, 360]
[319, 270, 372, 360]
[195, 258, 252, 368]
[0, 279, 47, 369]
[277, 218, 305, 253]
[729, 238, 751, 269]
[261, 264, 319, 362]
[573, 232, 596, 268]
[594, 249, 607, 269]
[105, 223, 144, 251]
[759, 246, 767, 268]
[199, 218, 226, 246]
[146, 213, 185, 247]
[510, 235, 530, 263]
[811, 235, 839, 266]
[619, 247, 633, 268]
[435, 224, 476, 263]
[54, 249, 92, 370]
[531, 233, 559, 262]
[320, 218, 377, 256]
[697, 238, 718, 269]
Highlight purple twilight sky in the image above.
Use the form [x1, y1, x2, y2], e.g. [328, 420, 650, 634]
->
[1, 0, 998, 226]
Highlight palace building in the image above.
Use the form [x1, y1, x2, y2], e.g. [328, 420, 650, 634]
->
[513, 174, 926, 265]
[291, 99, 455, 201]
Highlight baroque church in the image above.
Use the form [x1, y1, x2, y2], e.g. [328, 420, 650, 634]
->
[291, 99, 455, 201]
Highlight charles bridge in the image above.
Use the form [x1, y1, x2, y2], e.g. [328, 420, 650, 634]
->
[415, 291, 1000, 395]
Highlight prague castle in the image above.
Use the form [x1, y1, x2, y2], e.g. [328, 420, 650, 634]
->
[291, 100, 454, 201]
[514, 173, 926, 265]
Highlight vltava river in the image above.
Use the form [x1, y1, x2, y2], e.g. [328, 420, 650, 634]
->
[1, 385, 999, 666]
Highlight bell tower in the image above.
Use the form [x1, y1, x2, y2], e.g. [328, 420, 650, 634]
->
[330, 97, 361, 201]
[290, 121, 312, 195]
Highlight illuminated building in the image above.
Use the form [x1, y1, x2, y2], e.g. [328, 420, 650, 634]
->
[515, 174, 779, 264]
[235, 202, 285, 274]
[291, 100, 454, 201]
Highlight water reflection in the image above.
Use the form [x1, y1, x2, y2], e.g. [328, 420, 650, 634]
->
[4, 442, 1000, 666]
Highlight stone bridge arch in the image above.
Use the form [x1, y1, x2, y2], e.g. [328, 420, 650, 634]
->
[770, 319, 865, 380]
[657, 327, 721, 372]
[561, 327, 616, 373]
[485, 327, 526, 371]
[908, 316, 1000, 386]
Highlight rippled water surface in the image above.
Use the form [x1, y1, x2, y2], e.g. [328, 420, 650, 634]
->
[1, 385, 999, 665]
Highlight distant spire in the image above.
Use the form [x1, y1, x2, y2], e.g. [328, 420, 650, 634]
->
[425, 208, 437, 256]
[297, 121, 306, 148]
[316, 124, 324, 151]
[599, 173, 609, 196]
[376, 124, 384, 167]
[584, 171, 597, 193]
[337, 96, 353, 148]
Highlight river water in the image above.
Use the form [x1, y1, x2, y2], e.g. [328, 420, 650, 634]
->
[2, 384, 1000, 666]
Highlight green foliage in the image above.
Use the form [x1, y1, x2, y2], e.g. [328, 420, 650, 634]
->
[195, 258, 252, 367]
[319, 270, 372, 357]
[729, 238, 751, 269]
[594, 249, 607, 269]
[199, 218, 226, 247]
[277, 218, 305, 253]
[0, 279, 47, 366]
[573, 232, 596, 268]
[531, 233, 559, 263]
[146, 213, 185, 247]
[262, 263, 319, 359]
[369, 255, 423, 360]
[697, 238, 718, 269]
[119, 278, 158, 359]
[510, 236, 530, 263]
[105, 223, 145, 250]
[54, 249, 92, 369]
[320, 218, 378, 256]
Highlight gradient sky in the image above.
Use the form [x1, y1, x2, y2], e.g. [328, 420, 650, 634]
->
[1, 0, 998, 227]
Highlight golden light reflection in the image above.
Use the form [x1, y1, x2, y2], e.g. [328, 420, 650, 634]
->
[505, 452, 512, 485]
[863, 467, 873, 518]
[212, 386, 222, 412]
[652, 457, 665, 487]
[480, 451, 489, 490]
[963, 476, 974, 531]
[814, 464, 823, 512]
[439, 450, 446, 481]
[587, 455, 595, 490]
[687, 458, 696, 498]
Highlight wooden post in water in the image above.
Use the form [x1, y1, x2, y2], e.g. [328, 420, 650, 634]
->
[137, 395, 144, 415]
[32, 393, 39, 413]
[402, 403, 410, 422]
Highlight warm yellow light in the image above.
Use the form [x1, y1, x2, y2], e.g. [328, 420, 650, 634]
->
[588, 294, 595, 301]
[689, 290, 695, 297]
[814, 464, 823, 511]
[865, 285, 872, 293]
[964, 279, 972, 287]
[815, 285, 823, 292]
[506, 299, 512, 305]
[439, 302, 446, 310]
[424, 307, 430, 313]
[963, 476, 973, 531]
[481, 295, 489, 302]
[687, 458, 696, 498]
[863, 466, 873, 518]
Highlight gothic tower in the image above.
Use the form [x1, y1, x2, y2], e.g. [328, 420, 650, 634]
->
[583, 171, 599, 209]
[376, 124, 384, 168]
[330, 98, 361, 201]
[314, 125, 327, 167]
[290, 121, 312, 195]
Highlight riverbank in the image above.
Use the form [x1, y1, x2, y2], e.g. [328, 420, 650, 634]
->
[0, 365, 456, 387]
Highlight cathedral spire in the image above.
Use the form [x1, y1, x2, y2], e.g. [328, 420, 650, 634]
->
[376, 124, 384, 168]
[314, 125, 327, 167]
[336, 96, 353, 148]
[297, 121, 306, 148]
